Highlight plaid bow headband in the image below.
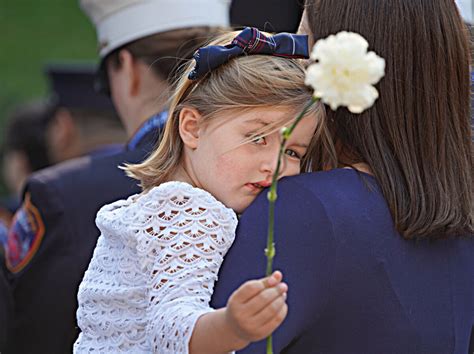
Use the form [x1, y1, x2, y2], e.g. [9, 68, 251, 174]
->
[188, 27, 309, 80]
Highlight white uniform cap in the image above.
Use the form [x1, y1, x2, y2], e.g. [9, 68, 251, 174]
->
[80, 0, 230, 58]
[455, 0, 473, 24]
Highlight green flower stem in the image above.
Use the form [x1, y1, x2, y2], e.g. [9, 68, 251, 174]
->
[265, 96, 318, 354]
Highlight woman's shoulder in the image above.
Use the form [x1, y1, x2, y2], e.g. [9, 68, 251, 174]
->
[281, 168, 380, 200]
[276, 168, 390, 228]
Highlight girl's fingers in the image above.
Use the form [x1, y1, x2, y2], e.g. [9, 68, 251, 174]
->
[229, 279, 266, 304]
[230, 271, 284, 304]
[255, 301, 288, 338]
[251, 293, 288, 326]
[263, 271, 283, 287]
[242, 282, 288, 316]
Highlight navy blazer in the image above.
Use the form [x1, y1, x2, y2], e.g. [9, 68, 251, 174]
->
[5, 117, 163, 354]
[211, 169, 474, 354]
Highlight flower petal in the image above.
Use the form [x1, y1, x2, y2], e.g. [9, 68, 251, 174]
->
[305, 31, 385, 114]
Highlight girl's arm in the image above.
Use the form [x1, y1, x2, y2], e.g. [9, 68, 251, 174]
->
[137, 183, 287, 353]
[190, 271, 288, 354]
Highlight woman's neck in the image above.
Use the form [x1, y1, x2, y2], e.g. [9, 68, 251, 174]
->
[340, 162, 373, 175]
[335, 141, 373, 175]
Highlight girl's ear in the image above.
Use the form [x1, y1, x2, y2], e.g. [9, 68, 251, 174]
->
[179, 107, 202, 149]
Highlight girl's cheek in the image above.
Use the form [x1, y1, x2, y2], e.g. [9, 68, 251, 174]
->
[215, 154, 239, 177]
[219, 154, 252, 183]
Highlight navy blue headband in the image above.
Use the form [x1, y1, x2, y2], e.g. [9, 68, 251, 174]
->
[188, 27, 309, 80]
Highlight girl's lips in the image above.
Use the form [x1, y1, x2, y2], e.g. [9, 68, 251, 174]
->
[245, 183, 264, 193]
[255, 180, 272, 188]
[245, 181, 272, 193]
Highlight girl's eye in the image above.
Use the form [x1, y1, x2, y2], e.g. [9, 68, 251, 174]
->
[251, 136, 267, 145]
[285, 149, 301, 159]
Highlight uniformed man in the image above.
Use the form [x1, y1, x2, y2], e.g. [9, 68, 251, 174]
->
[44, 62, 126, 163]
[1, 64, 124, 215]
[0, 100, 53, 226]
[4, 1, 229, 353]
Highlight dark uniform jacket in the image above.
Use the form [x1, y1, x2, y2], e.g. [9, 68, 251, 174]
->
[0, 259, 13, 353]
[5, 114, 165, 354]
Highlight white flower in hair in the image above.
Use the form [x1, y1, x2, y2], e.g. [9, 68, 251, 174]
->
[305, 31, 385, 114]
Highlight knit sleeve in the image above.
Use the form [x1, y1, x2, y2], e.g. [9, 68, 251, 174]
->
[134, 182, 238, 353]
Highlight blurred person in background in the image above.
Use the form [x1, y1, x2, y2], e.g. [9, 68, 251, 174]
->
[0, 63, 124, 240]
[463, 11, 473, 125]
[44, 63, 126, 163]
[0, 100, 53, 354]
[0, 63, 124, 218]
[0, 259, 12, 353]
[455, 0, 473, 123]
[230, 0, 303, 32]
[0, 62, 125, 353]
[0, 100, 53, 226]
[467, 28, 472, 141]
[4, 1, 229, 353]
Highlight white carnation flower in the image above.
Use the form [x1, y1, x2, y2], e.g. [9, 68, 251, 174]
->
[305, 31, 385, 114]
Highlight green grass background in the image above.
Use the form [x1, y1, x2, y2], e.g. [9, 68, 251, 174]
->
[0, 0, 98, 195]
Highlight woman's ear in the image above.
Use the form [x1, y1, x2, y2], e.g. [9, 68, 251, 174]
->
[179, 107, 202, 149]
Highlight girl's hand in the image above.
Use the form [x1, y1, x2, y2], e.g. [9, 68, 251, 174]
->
[225, 271, 288, 343]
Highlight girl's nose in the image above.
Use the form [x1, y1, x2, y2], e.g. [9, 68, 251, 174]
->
[260, 150, 281, 177]
[260, 160, 273, 176]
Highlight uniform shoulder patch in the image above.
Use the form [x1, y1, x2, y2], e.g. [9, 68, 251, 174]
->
[6, 193, 45, 273]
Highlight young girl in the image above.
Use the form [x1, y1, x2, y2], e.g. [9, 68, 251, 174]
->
[74, 28, 327, 353]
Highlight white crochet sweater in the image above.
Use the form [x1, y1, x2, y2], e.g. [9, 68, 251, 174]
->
[74, 181, 238, 353]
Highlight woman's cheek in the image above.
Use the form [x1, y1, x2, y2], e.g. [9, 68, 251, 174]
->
[284, 160, 302, 177]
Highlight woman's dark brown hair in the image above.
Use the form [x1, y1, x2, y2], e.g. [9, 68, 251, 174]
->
[307, 0, 473, 238]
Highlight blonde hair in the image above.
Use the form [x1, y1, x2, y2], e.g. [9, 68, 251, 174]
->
[126, 31, 335, 190]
